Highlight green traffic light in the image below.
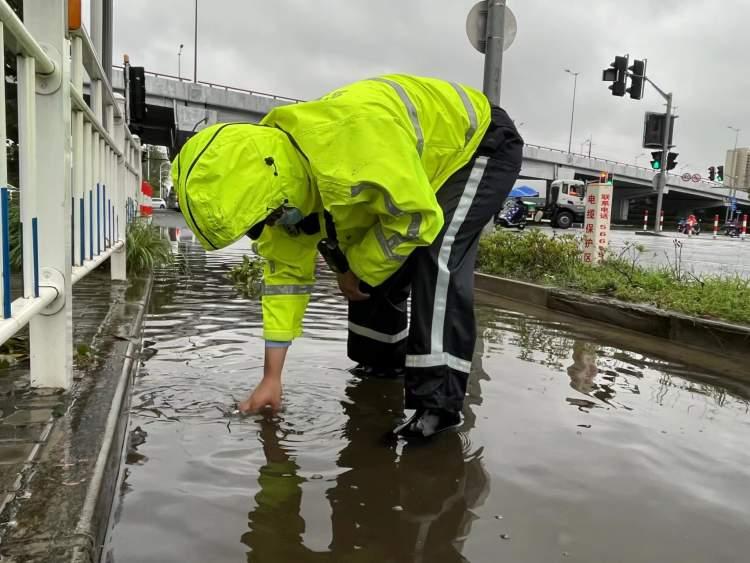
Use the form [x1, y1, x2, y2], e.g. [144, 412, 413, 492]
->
[651, 161, 661, 170]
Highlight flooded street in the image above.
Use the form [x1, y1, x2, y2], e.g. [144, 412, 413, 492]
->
[106, 215, 750, 563]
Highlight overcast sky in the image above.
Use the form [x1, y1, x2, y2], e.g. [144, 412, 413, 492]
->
[105, 0, 750, 176]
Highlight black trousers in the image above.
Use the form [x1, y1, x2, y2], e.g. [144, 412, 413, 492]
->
[347, 107, 523, 412]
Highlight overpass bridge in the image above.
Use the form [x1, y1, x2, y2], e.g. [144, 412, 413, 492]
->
[111, 67, 749, 219]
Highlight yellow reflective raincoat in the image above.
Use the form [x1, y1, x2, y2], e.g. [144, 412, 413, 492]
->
[173, 74, 491, 342]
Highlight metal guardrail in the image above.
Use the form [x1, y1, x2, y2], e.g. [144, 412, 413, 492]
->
[111, 64, 304, 104]
[0, 1, 142, 389]
[524, 143, 732, 192]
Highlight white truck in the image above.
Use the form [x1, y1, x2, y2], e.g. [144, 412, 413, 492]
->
[543, 179, 587, 229]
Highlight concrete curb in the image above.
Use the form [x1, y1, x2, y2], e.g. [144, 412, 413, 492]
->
[0, 275, 153, 562]
[475, 272, 750, 362]
[71, 275, 153, 563]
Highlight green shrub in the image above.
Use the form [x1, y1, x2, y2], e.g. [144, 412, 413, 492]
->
[477, 229, 581, 284]
[227, 255, 265, 299]
[477, 229, 750, 326]
[126, 219, 173, 274]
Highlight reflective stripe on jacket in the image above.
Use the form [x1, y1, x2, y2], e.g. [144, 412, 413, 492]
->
[257, 75, 491, 341]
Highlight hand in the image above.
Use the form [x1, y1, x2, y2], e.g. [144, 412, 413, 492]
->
[337, 271, 370, 301]
[238, 378, 282, 414]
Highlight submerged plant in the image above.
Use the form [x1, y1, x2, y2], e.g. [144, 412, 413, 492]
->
[126, 220, 173, 274]
[227, 255, 265, 299]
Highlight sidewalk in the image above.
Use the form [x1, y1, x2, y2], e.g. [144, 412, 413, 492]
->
[0, 267, 151, 561]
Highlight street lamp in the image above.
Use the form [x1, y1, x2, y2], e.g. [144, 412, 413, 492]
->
[178, 43, 184, 79]
[193, 0, 198, 83]
[564, 69, 579, 154]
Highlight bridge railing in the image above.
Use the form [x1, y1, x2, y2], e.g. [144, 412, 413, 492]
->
[0, 1, 141, 388]
[111, 64, 305, 104]
[525, 143, 732, 193]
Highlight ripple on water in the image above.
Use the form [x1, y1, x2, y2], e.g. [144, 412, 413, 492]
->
[109, 230, 750, 563]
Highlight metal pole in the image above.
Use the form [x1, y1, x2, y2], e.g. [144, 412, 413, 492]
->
[565, 70, 578, 153]
[482, 0, 505, 106]
[588, 135, 592, 158]
[654, 93, 672, 232]
[193, 0, 198, 83]
[91, 0, 103, 60]
[178, 44, 183, 80]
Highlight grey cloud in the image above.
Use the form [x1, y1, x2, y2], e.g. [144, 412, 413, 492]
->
[112, 0, 750, 174]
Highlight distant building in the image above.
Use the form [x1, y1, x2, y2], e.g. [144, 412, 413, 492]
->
[725, 148, 750, 191]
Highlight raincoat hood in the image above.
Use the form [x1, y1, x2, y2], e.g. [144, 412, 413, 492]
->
[172, 123, 312, 250]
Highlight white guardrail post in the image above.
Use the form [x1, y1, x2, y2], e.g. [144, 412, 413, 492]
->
[111, 95, 127, 279]
[0, 1, 138, 389]
[25, 0, 73, 388]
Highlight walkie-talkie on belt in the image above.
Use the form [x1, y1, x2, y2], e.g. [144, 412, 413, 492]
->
[317, 211, 349, 273]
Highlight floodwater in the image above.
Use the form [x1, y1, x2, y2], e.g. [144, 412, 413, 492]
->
[105, 220, 750, 563]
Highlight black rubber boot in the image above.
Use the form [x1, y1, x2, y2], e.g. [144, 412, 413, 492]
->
[393, 409, 462, 439]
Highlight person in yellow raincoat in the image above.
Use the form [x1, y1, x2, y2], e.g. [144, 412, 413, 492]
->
[173, 74, 523, 438]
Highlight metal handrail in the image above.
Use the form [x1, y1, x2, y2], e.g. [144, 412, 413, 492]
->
[111, 64, 304, 104]
[71, 85, 122, 158]
[0, 0, 55, 74]
[72, 28, 123, 118]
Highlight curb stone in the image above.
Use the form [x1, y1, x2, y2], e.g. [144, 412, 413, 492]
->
[475, 272, 750, 363]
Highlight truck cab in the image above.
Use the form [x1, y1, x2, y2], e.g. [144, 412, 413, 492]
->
[545, 179, 586, 229]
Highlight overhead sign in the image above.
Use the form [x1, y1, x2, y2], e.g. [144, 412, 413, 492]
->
[466, 1, 517, 54]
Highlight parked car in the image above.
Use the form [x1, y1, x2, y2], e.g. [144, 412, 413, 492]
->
[151, 197, 167, 209]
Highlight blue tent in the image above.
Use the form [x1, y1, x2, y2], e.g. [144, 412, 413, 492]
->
[509, 185, 540, 198]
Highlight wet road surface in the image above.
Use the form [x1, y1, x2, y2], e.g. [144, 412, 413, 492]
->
[535, 223, 750, 278]
[106, 214, 750, 563]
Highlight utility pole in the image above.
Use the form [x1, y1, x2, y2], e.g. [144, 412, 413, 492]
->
[193, 0, 198, 83]
[654, 92, 673, 232]
[482, 0, 506, 105]
[565, 69, 579, 154]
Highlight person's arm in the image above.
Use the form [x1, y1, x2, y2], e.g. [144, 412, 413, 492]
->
[238, 226, 319, 414]
[239, 344, 288, 413]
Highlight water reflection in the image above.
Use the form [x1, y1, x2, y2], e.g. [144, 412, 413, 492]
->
[243, 376, 490, 563]
[107, 219, 750, 563]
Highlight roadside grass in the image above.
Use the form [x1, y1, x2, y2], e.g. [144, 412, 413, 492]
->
[477, 229, 750, 326]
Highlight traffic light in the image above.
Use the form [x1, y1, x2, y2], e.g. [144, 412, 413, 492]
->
[708, 166, 716, 181]
[128, 66, 146, 123]
[717, 165, 724, 182]
[650, 151, 663, 170]
[602, 55, 628, 97]
[627, 59, 646, 100]
[666, 152, 678, 171]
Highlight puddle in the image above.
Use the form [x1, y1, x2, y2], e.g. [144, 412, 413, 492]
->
[105, 222, 750, 563]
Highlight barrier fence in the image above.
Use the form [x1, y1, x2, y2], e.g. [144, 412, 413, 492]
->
[0, 0, 142, 388]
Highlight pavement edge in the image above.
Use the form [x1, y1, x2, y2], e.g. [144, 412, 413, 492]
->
[475, 272, 750, 363]
[69, 275, 153, 563]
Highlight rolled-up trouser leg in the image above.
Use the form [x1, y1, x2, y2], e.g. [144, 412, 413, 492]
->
[347, 271, 411, 369]
[405, 153, 521, 412]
